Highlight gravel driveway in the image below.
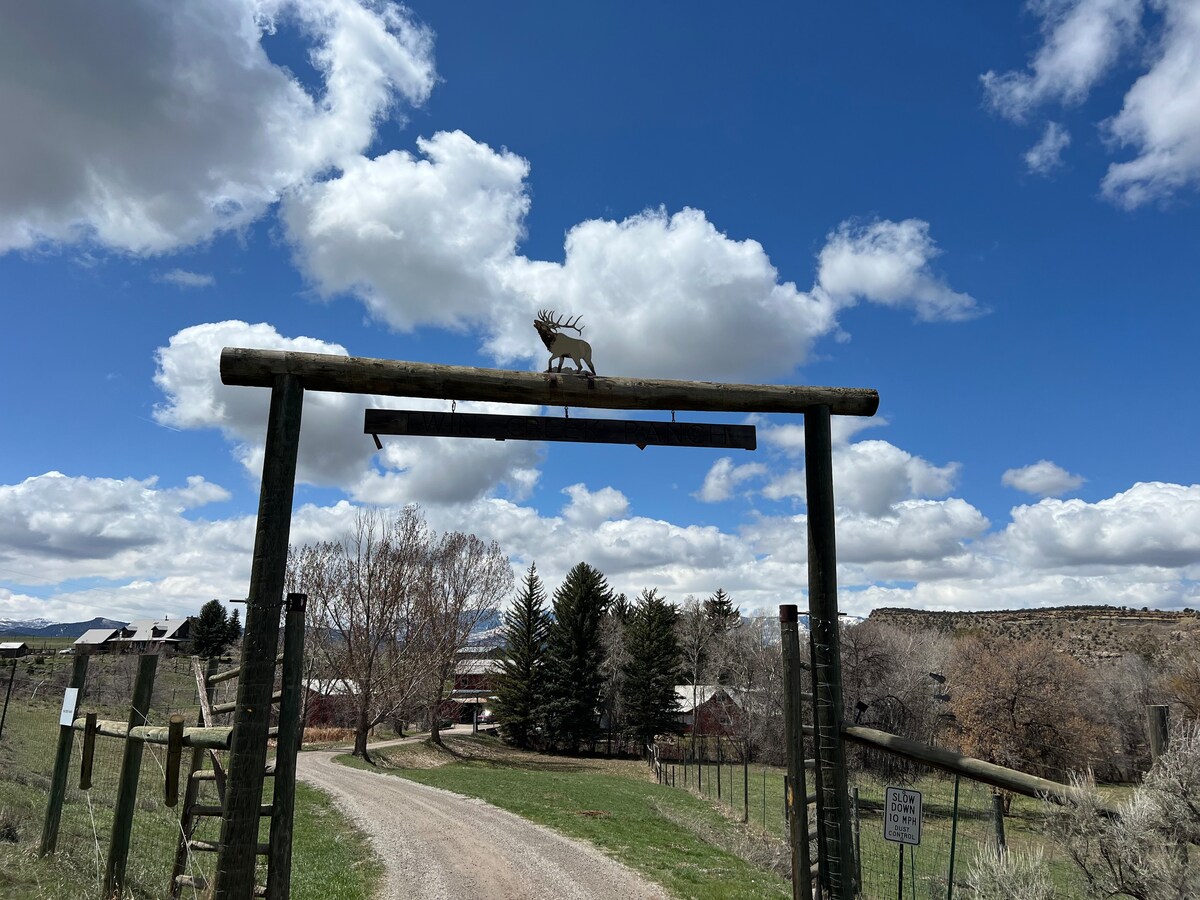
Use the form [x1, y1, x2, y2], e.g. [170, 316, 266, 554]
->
[295, 742, 669, 900]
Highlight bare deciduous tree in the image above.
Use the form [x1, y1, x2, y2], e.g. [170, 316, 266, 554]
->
[288, 506, 431, 760]
[946, 633, 1112, 784]
[676, 595, 715, 760]
[418, 530, 513, 746]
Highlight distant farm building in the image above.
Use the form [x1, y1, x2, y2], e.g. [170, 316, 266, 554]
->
[676, 684, 748, 737]
[0, 642, 30, 658]
[73, 629, 121, 654]
[302, 678, 359, 728]
[72, 619, 194, 655]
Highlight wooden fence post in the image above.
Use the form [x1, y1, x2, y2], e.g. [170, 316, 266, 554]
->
[215, 374, 304, 900]
[991, 793, 1007, 852]
[104, 652, 160, 898]
[39, 652, 89, 856]
[79, 713, 98, 790]
[165, 715, 184, 806]
[0, 659, 16, 739]
[1146, 705, 1170, 762]
[781, 604, 814, 900]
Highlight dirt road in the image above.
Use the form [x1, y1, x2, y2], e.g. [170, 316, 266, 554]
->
[295, 745, 668, 900]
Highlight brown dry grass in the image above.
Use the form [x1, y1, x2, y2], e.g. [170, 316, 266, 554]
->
[302, 726, 356, 745]
[367, 734, 655, 781]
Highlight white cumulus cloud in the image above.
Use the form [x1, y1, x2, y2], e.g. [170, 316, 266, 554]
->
[1002, 459, 1085, 496]
[815, 219, 982, 322]
[981, 0, 1143, 121]
[984, 0, 1200, 207]
[762, 439, 960, 517]
[1102, 0, 1200, 207]
[1025, 122, 1072, 173]
[0, 0, 435, 253]
[561, 483, 631, 528]
[153, 320, 542, 505]
[695, 458, 768, 503]
[1000, 481, 1200, 569]
[281, 130, 532, 331]
[284, 128, 979, 381]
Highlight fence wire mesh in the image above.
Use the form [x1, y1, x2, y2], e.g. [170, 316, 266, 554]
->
[0, 649, 252, 899]
[652, 733, 1125, 899]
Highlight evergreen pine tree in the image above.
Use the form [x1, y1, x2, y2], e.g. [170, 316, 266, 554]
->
[192, 599, 231, 657]
[493, 563, 550, 749]
[543, 562, 611, 751]
[704, 588, 740, 685]
[622, 588, 682, 746]
[610, 593, 632, 625]
[224, 608, 242, 650]
[704, 588, 738, 630]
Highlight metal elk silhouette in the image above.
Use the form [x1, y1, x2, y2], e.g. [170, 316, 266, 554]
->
[533, 309, 597, 375]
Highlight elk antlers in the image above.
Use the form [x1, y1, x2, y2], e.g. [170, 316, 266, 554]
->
[535, 309, 585, 334]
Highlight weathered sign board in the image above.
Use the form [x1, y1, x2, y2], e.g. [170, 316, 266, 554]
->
[883, 786, 922, 845]
[365, 409, 757, 451]
[59, 687, 79, 727]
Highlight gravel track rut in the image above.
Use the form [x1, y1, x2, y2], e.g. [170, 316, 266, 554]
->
[295, 744, 668, 900]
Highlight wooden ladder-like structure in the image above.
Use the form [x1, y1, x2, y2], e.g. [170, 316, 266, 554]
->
[169, 593, 307, 899]
[781, 603, 862, 900]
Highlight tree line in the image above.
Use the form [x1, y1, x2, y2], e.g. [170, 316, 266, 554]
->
[282, 504, 1200, 784]
[492, 563, 774, 758]
[841, 615, 1200, 785]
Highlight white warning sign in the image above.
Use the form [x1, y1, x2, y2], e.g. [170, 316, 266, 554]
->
[883, 786, 922, 845]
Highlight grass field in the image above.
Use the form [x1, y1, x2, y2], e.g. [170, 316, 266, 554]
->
[0, 653, 381, 900]
[665, 757, 1114, 899]
[340, 735, 792, 900]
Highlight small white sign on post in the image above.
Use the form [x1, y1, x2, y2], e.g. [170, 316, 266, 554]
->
[59, 687, 79, 727]
[884, 786, 922, 845]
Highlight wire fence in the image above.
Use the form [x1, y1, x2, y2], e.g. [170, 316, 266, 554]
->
[649, 733, 1119, 899]
[0, 651, 244, 899]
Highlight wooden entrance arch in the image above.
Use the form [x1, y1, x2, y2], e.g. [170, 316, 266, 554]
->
[216, 347, 878, 900]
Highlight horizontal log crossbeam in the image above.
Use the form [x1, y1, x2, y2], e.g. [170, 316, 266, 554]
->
[73, 718, 232, 751]
[365, 409, 757, 450]
[221, 349, 880, 417]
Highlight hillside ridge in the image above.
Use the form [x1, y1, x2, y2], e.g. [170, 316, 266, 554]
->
[868, 605, 1200, 663]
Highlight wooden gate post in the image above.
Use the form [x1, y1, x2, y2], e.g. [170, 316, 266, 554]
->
[39, 652, 89, 856]
[781, 605, 814, 900]
[1146, 704, 1170, 762]
[215, 374, 304, 900]
[104, 652, 160, 898]
[805, 404, 855, 899]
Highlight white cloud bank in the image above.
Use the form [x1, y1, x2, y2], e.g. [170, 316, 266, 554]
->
[984, 0, 1200, 206]
[153, 320, 543, 506]
[0, 2, 980, 387]
[283, 127, 981, 381]
[0, 0, 435, 253]
[3, 460, 1199, 623]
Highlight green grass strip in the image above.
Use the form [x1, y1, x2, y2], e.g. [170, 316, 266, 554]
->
[339, 739, 790, 900]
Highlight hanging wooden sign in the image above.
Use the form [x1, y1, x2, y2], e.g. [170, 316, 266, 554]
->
[364, 409, 756, 450]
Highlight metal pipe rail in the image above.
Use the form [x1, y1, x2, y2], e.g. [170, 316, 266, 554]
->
[841, 724, 1109, 809]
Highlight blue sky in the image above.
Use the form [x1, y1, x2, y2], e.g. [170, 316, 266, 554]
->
[2, 0, 1199, 623]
